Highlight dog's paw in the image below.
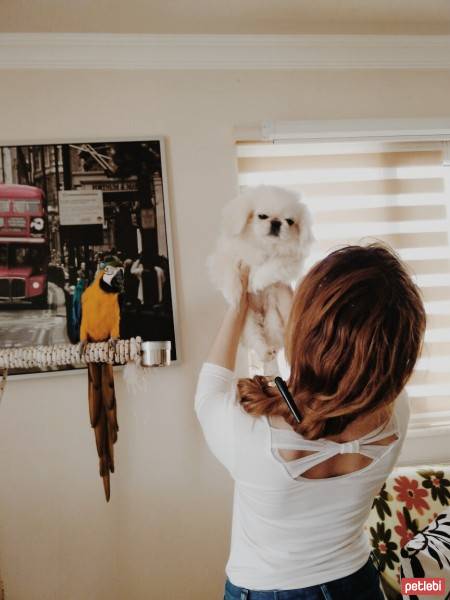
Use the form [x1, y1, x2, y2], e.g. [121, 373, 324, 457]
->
[250, 268, 275, 293]
[257, 346, 278, 363]
[266, 347, 278, 360]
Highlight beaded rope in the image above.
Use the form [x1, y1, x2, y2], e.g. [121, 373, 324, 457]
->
[0, 337, 142, 370]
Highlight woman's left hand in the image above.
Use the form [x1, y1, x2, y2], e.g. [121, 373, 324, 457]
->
[238, 262, 250, 311]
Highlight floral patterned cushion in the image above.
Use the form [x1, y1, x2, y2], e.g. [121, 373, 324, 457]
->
[365, 465, 450, 600]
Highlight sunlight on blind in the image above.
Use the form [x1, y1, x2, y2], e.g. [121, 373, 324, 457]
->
[236, 142, 450, 419]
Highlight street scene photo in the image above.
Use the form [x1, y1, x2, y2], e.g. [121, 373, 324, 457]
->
[0, 139, 177, 374]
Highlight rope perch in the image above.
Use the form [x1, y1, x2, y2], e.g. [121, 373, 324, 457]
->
[0, 337, 143, 371]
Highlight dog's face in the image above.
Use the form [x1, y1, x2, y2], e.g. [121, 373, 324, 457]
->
[222, 186, 314, 254]
[249, 194, 301, 245]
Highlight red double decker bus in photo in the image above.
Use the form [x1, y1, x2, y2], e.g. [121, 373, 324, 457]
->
[0, 184, 48, 307]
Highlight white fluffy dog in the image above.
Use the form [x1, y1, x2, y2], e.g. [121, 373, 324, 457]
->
[208, 185, 314, 365]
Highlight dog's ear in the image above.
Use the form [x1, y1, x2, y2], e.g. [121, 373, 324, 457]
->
[296, 201, 316, 255]
[221, 190, 253, 237]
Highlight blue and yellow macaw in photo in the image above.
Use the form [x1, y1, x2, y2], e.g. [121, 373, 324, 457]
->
[80, 255, 124, 502]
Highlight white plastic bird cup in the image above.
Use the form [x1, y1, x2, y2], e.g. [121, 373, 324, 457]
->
[140, 341, 172, 367]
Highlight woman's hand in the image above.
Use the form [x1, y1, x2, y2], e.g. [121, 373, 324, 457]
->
[237, 262, 250, 312]
[205, 262, 250, 371]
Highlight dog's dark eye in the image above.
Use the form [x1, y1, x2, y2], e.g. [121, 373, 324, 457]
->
[286, 218, 294, 226]
[258, 214, 269, 220]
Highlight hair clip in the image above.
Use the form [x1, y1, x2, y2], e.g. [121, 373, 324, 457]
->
[274, 377, 302, 424]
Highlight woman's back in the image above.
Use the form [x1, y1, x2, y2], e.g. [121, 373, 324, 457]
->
[195, 361, 410, 590]
[268, 408, 399, 480]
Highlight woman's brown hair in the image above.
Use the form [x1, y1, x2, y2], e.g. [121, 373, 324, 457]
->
[238, 242, 426, 440]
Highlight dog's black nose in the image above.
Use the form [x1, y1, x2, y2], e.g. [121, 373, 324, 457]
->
[270, 219, 281, 236]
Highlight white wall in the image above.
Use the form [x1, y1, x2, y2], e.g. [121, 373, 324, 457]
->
[1, 69, 450, 600]
[1, 0, 449, 34]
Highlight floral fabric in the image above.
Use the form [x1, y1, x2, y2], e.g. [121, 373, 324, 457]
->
[400, 509, 450, 600]
[365, 465, 450, 600]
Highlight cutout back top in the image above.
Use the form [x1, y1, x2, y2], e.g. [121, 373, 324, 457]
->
[195, 362, 410, 591]
[269, 409, 399, 480]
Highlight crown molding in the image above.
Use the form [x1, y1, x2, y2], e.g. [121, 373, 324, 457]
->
[1, 33, 450, 70]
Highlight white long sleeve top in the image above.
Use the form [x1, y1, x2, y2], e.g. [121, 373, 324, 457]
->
[194, 362, 410, 590]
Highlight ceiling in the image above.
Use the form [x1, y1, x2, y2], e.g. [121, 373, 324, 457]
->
[1, 0, 450, 35]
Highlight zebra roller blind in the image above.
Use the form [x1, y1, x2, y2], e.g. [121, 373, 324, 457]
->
[236, 140, 450, 422]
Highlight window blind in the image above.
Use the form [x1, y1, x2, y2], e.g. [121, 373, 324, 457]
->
[236, 140, 450, 421]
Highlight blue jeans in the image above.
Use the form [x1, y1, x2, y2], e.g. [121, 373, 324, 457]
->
[224, 557, 384, 600]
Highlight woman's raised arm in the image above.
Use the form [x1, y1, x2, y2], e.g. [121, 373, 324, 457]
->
[206, 264, 249, 371]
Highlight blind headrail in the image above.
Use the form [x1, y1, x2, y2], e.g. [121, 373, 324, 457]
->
[234, 119, 450, 144]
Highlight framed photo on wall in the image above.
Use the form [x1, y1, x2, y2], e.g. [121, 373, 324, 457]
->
[0, 137, 179, 375]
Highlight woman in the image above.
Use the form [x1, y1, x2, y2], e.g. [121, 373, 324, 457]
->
[195, 243, 426, 600]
